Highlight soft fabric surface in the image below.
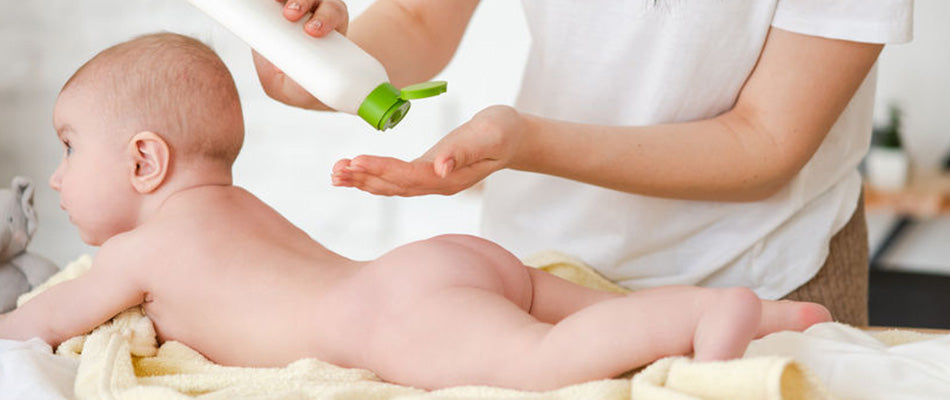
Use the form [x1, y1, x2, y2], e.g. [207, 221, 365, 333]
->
[4, 251, 945, 399]
[747, 322, 950, 400]
[0, 338, 77, 400]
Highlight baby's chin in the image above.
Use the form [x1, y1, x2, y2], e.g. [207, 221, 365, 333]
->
[77, 232, 106, 246]
[76, 222, 137, 246]
[74, 225, 109, 247]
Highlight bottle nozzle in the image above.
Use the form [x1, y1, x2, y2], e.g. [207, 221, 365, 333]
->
[358, 81, 447, 131]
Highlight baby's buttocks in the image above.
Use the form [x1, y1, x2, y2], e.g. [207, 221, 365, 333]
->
[367, 234, 534, 312]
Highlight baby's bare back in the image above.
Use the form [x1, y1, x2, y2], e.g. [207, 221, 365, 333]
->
[135, 186, 535, 373]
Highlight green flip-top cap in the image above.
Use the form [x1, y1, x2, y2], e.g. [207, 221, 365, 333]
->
[358, 81, 447, 131]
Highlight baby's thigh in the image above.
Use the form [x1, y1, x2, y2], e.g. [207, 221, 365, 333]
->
[371, 286, 546, 389]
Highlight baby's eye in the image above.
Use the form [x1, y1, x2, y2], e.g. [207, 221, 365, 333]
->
[63, 140, 72, 156]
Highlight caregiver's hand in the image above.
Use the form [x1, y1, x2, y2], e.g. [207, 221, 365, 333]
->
[252, 0, 350, 111]
[331, 105, 528, 196]
[277, 0, 349, 38]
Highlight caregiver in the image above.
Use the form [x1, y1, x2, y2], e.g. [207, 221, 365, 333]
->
[253, 0, 913, 326]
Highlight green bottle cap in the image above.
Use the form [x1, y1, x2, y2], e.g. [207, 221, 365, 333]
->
[357, 81, 448, 131]
[400, 81, 448, 100]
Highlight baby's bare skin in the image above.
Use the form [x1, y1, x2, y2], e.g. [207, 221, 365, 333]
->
[97, 184, 628, 389]
[134, 185, 537, 373]
[124, 187, 825, 390]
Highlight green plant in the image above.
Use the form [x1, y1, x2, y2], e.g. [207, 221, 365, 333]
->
[872, 104, 903, 149]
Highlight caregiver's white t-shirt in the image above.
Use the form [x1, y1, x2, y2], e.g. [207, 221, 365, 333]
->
[482, 0, 913, 299]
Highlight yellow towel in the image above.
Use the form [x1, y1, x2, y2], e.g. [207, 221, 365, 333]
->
[18, 252, 834, 400]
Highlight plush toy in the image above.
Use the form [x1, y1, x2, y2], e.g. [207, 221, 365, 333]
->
[0, 176, 60, 313]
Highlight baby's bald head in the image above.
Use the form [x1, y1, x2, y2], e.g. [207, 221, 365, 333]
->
[62, 32, 244, 170]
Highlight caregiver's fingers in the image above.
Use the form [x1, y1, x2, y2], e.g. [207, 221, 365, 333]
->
[280, 0, 349, 36]
[339, 170, 458, 197]
[309, 0, 349, 36]
[252, 50, 330, 110]
[335, 172, 416, 196]
[346, 155, 434, 186]
[332, 158, 352, 175]
[330, 155, 407, 184]
[280, 0, 308, 22]
[331, 156, 439, 196]
[334, 158, 492, 197]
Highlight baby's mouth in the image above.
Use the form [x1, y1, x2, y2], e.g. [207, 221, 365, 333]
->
[60, 203, 72, 221]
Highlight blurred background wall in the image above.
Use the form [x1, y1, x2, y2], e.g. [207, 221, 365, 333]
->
[1, 0, 947, 278]
[867, 0, 950, 275]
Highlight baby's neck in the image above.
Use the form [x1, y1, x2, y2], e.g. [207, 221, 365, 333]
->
[138, 168, 233, 225]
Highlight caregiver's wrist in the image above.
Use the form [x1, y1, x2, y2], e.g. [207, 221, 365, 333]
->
[506, 108, 540, 171]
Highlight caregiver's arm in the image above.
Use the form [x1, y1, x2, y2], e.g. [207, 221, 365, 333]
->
[255, 0, 479, 110]
[332, 28, 883, 201]
[0, 241, 145, 346]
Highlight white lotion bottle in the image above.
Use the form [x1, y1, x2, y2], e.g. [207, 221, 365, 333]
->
[185, 0, 446, 131]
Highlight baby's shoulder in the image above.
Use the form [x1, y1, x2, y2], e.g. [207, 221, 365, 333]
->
[93, 230, 157, 278]
[99, 220, 189, 265]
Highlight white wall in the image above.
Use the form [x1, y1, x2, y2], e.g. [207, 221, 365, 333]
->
[868, 0, 950, 273]
[873, 0, 950, 170]
[0, 0, 528, 266]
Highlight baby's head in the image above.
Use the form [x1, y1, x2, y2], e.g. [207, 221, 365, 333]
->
[50, 32, 244, 245]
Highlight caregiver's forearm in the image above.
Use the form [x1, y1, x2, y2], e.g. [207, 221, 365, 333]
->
[347, 0, 479, 88]
[511, 113, 802, 202]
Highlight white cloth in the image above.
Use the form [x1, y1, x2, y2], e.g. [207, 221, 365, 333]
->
[0, 338, 77, 400]
[482, 0, 913, 298]
[746, 322, 950, 399]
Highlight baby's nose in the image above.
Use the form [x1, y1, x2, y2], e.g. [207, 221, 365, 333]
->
[49, 168, 62, 191]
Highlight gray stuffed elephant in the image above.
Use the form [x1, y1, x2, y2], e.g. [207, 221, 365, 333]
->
[0, 176, 60, 313]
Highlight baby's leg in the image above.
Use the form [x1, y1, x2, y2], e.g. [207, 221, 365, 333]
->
[516, 285, 826, 377]
[385, 285, 765, 390]
[691, 291, 832, 360]
[539, 285, 766, 365]
[524, 267, 624, 323]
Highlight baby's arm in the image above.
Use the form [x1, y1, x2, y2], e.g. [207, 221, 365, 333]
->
[0, 240, 145, 346]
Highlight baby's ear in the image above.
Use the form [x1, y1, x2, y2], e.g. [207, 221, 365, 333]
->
[128, 131, 170, 194]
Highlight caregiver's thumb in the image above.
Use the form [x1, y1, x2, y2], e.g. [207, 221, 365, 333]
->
[429, 104, 528, 180]
[431, 143, 480, 179]
[435, 156, 456, 179]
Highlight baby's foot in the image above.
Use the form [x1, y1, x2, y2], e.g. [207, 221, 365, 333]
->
[756, 300, 832, 338]
[795, 302, 833, 329]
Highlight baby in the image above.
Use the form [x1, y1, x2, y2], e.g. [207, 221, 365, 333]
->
[0, 33, 832, 391]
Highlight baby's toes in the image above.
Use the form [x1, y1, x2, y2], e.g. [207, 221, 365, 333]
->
[797, 302, 833, 329]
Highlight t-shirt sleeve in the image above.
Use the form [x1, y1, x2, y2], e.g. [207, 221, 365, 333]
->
[772, 0, 913, 44]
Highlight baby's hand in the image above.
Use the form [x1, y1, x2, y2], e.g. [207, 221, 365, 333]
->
[254, 0, 350, 110]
